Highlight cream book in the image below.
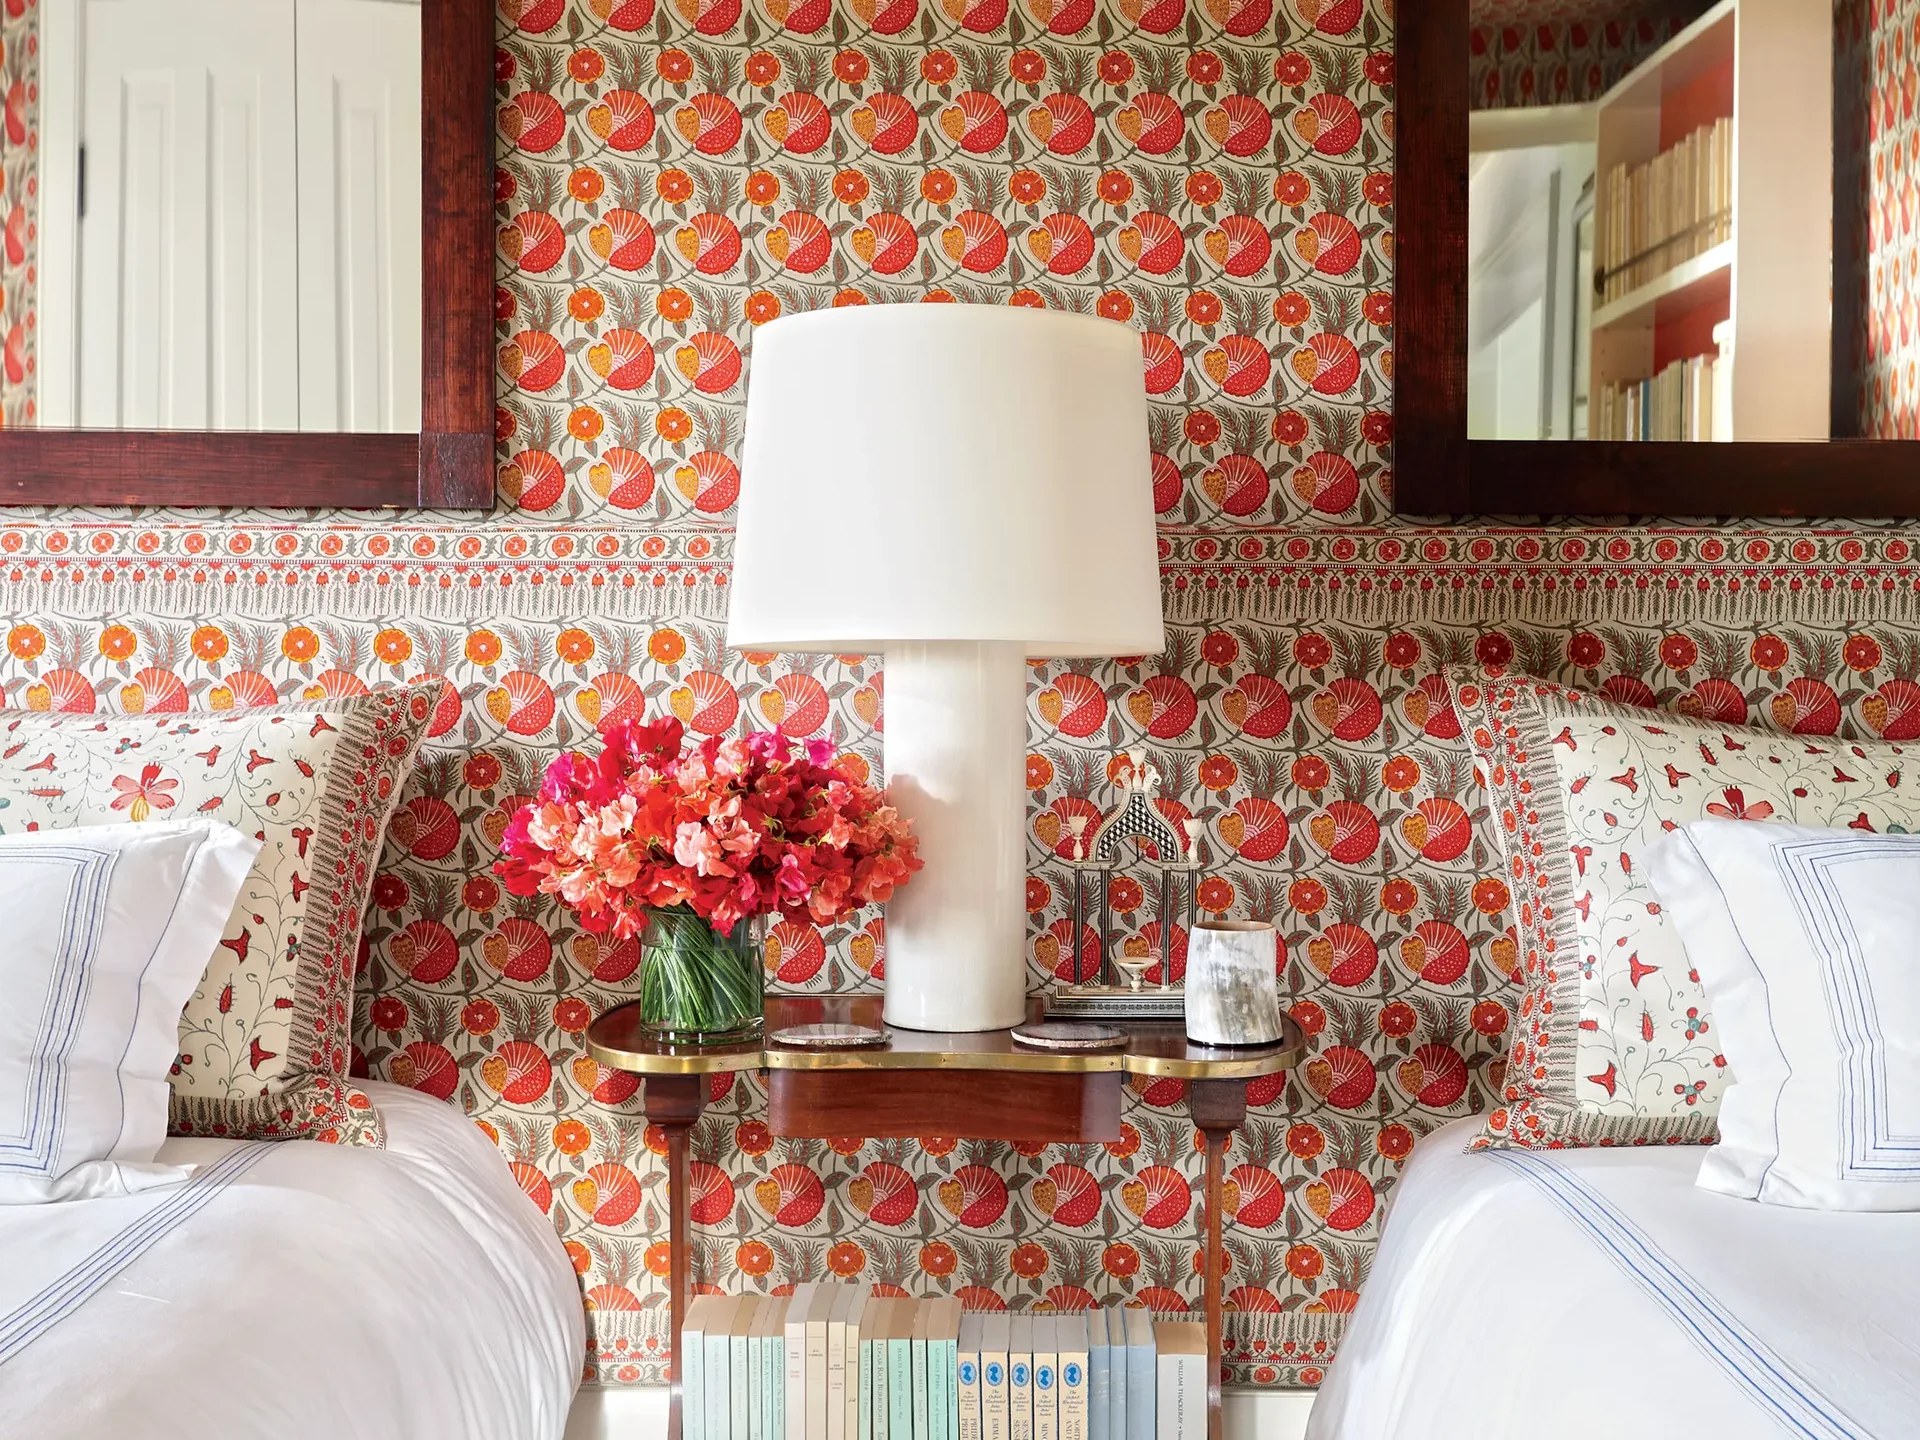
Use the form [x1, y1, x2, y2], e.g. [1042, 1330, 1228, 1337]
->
[828, 1285, 857, 1440]
[981, 1315, 1010, 1440]
[868, 1298, 899, 1440]
[1055, 1313, 1087, 1440]
[807, 1286, 836, 1440]
[785, 1283, 822, 1440]
[1153, 1324, 1205, 1440]
[1031, 1317, 1057, 1440]
[846, 1288, 870, 1440]
[956, 1313, 983, 1440]
[1008, 1316, 1032, 1440]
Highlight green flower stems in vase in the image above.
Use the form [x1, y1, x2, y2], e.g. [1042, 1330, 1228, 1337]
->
[638, 908, 765, 1041]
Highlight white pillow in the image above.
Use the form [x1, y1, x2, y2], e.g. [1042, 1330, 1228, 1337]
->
[0, 820, 258, 1202]
[1650, 820, 1920, 1211]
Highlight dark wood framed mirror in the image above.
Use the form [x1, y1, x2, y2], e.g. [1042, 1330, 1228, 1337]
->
[0, 0, 491, 509]
[1398, 0, 1920, 517]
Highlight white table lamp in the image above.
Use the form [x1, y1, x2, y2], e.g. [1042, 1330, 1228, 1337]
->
[728, 305, 1165, 1032]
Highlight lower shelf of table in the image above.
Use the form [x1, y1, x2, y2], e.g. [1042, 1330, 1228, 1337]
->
[768, 1067, 1122, 1143]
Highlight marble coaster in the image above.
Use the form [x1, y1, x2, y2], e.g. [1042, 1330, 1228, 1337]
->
[1011, 1021, 1125, 1051]
[770, 1023, 890, 1049]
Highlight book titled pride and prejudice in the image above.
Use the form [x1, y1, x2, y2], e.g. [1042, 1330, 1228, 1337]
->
[682, 1284, 1207, 1440]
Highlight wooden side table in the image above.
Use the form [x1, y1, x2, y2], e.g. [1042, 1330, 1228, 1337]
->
[588, 994, 1305, 1440]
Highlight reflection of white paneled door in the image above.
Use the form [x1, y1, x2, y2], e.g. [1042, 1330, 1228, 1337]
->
[296, 0, 422, 432]
[41, 0, 419, 431]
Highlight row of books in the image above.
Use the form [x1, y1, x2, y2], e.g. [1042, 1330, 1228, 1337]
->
[682, 1288, 1207, 1440]
[1594, 350, 1726, 442]
[1599, 117, 1733, 303]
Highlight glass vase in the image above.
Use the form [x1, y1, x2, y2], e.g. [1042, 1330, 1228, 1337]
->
[638, 909, 765, 1042]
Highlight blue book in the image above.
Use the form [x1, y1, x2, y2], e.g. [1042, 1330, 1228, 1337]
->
[1104, 1310, 1124, 1440]
[1086, 1308, 1109, 1440]
[1121, 1309, 1154, 1440]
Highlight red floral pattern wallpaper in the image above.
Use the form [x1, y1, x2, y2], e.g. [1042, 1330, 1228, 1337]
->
[0, 0, 1914, 1398]
[1860, 0, 1919, 436]
[1469, 9, 1695, 110]
[0, 0, 34, 425]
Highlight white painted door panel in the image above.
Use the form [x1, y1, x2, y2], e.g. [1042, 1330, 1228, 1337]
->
[296, 0, 421, 432]
[77, 0, 298, 429]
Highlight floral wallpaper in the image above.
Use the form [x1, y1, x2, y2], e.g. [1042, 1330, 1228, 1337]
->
[1468, 6, 1701, 110]
[0, 0, 1915, 1400]
[0, 0, 33, 426]
[1859, 0, 1919, 437]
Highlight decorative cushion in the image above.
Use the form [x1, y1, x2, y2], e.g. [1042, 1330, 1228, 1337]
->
[0, 686, 435, 1145]
[1651, 821, 1920, 1210]
[1458, 674, 1920, 1150]
[0, 820, 258, 1202]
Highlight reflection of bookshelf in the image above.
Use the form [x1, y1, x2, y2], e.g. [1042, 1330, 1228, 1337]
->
[1590, 0, 1831, 441]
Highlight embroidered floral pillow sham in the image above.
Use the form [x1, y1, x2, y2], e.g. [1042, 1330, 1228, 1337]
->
[0, 686, 435, 1145]
[1458, 674, 1920, 1150]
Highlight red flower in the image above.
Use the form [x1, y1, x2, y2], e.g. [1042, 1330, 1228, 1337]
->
[1385, 631, 1420, 667]
[1845, 634, 1883, 672]
[1659, 633, 1698, 671]
[1275, 50, 1311, 85]
[1201, 629, 1239, 666]
[1293, 633, 1333, 668]
[1273, 409, 1309, 445]
[1751, 634, 1788, 672]
[1475, 632, 1514, 668]
[1567, 631, 1606, 668]
[1187, 50, 1222, 84]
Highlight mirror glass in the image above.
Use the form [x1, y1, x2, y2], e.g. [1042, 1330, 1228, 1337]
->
[1468, 0, 1871, 443]
[10, 0, 421, 432]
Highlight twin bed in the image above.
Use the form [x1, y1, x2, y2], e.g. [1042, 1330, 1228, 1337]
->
[0, 1083, 584, 1439]
[1309, 1118, 1920, 1439]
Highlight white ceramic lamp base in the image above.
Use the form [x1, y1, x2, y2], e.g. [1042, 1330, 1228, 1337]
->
[879, 639, 1029, 1033]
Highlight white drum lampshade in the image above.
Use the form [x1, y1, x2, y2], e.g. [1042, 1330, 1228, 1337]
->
[729, 305, 1165, 1032]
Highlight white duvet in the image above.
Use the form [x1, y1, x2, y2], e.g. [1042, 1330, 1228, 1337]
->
[0, 1081, 584, 1440]
[1310, 1119, 1920, 1440]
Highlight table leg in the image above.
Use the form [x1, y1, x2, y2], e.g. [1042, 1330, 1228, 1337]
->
[1189, 1079, 1248, 1440]
[644, 1073, 708, 1440]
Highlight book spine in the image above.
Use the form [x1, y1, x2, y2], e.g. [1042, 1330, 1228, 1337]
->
[709, 1330, 732, 1440]
[929, 1331, 948, 1440]
[735, 1329, 752, 1440]
[889, 1335, 915, 1440]
[687, 1325, 706, 1440]
[983, 1349, 1008, 1440]
[860, 1338, 873, 1440]
[751, 1333, 765, 1440]
[873, 1336, 889, 1440]
[921, 1328, 936, 1440]
[809, 1321, 830, 1440]
[1155, 1353, 1202, 1440]
[1058, 1355, 1086, 1440]
[787, 1310, 809, 1440]
[830, 1321, 848, 1440]
[1009, 1353, 1030, 1440]
[1033, 1357, 1056, 1440]
[958, 1347, 981, 1440]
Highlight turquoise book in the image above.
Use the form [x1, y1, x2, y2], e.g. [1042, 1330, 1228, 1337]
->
[888, 1305, 915, 1440]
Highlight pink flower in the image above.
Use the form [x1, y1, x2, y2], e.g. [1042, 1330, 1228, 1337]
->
[110, 764, 179, 822]
[493, 718, 922, 935]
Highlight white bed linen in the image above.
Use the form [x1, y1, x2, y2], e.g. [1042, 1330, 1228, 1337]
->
[1309, 1119, 1920, 1440]
[0, 1081, 584, 1439]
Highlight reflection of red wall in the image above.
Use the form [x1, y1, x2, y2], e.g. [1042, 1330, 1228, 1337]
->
[1658, 53, 1731, 149]
[1857, 0, 1920, 437]
[1653, 293, 1727, 372]
[0, 0, 36, 427]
